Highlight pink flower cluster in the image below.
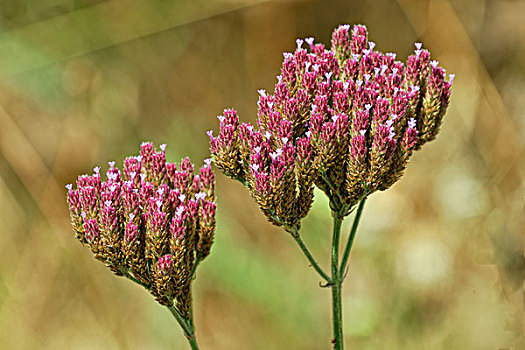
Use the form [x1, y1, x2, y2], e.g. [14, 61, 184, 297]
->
[209, 24, 453, 228]
[66, 142, 215, 313]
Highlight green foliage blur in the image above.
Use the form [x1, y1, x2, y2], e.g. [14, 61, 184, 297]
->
[0, 0, 522, 349]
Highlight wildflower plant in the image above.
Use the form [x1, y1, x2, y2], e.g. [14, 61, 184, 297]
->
[66, 142, 216, 349]
[209, 24, 453, 348]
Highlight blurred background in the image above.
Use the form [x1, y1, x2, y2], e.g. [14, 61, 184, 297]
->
[0, 0, 523, 349]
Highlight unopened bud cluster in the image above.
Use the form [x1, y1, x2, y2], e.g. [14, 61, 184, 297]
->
[66, 142, 216, 316]
[209, 24, 453, 228]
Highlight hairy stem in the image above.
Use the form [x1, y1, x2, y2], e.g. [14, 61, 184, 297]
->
[339, 198, 367, 280]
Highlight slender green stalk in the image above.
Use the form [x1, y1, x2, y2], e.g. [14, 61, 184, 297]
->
[186, 336, 199, 350]
[339, 198, 367, 280]
[167, 305, 199, 350]
[272, 212, 330, 283]
[118, 267, 150, 290]
[331, 211, 344, 350]
[190, 256, 202, 280]
[285, 198, 366, 349]
[118, 266, 199, 349]
[290, 227, 332, 283]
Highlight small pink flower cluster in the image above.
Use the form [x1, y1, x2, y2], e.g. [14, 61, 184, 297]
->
[66, 142, 215, 315]
[209, 24, 453, 228]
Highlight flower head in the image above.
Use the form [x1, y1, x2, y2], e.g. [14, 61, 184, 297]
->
[66, 142, 216, 315]
[209, 24, 452, 228]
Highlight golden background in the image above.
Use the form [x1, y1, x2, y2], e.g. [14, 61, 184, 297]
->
[0, 0, 523, 349]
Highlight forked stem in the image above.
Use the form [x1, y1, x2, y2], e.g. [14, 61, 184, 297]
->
[339, 198, 367, 280]
[289, 198, 367, 349]
[283, 197, 367, 349]
[289, 227, 332, 284]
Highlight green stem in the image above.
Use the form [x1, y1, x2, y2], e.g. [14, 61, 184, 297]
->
[331, 211, 344, 350]
[321, 173, 343, 209]
[339, 198, 367, 280]
[289, 227, 332, 283]
[190, 256, 201, 280]
[167, 305, 199, 350]
[118, 267, 151, 290]
[187, 336, 199, 350]
[117, 267, 199, 349]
